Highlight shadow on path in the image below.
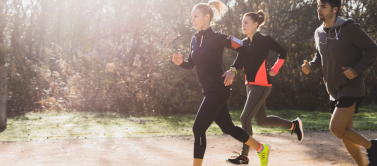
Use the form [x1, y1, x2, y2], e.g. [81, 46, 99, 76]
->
[0, 131, 375, 166]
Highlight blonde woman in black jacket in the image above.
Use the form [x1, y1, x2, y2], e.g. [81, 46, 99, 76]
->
[172, 1, 271, 166]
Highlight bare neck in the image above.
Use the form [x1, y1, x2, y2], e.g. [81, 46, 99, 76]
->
[323, 16, 337, 28]
[200, 23, 211, 31]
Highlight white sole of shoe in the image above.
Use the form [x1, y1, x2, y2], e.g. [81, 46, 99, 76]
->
[297, 117, 304, 142]
[225, 160, 249, 165]
[265, 143, 271, 166]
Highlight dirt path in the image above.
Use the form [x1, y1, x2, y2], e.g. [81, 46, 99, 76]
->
[0, 131, 376, 166]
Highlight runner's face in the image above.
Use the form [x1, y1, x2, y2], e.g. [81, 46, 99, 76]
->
[242, 16, 258, 35]
[317, 1, 334, 22]
[191, 9, 209, 31]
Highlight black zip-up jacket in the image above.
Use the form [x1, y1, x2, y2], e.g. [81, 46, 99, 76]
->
[241, 32, 287, 86]
[179, 27, 247, 93]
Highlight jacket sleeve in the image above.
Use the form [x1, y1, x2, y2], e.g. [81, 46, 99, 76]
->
[179, 38, 195, 70]
[309, 49, 322, 72]
[217, 33, 248, 70]
[268, 36, 287, 60]
[267, 36, 287, 74]
[350, 23, 377, 75]
[230, 47, 248, 70]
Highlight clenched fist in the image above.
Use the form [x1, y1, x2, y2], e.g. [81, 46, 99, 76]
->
[342, 67, 357, 79]
[301, 60, 310, 75]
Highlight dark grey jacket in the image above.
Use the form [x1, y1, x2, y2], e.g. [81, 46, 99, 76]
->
[310, 17, 377, 101]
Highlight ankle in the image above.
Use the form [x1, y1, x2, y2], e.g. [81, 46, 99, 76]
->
[367, 141, 372, 149]
[256, 143, 264, 153]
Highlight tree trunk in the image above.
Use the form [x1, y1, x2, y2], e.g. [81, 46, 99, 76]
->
[0, 65, 7, 129]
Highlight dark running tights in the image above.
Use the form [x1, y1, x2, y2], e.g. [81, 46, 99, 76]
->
[241, 85, 292, 156]
[193, 92, 249, 159]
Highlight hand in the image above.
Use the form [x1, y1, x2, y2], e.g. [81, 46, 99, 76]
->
[269, 70, 276, 76]
[222, 70, 236, 86]
[342, 67, 357, 79]
[172, 52, 183, 65]
[301, 60, 310, 75]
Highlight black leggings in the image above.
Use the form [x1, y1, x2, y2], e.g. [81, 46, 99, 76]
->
[240, 85, 292, 156]
[193, 91, 249, 159]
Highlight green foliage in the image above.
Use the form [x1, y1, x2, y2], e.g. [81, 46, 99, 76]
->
[1, 105, 377, 141]
[0, 0, 376, 115]
[0, 47, 5, 66]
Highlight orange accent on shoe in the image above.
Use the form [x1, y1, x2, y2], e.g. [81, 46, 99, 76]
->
[241, 156, 249, 161]
[291, 123, 296, 130]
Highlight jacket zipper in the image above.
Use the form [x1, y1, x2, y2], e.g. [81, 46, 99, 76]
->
[200, 35, 203, 47]
[326, 29, 337, 98]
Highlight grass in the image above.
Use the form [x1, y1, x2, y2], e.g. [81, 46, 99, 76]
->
[0, 105, 376, 142]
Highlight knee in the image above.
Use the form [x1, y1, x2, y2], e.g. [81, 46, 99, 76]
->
[192, 124, 204, 135]
[329, 124, 345, 139]
[240, 115, 248, 125]
[220, 126, 233, 135]
[255, 119, 266, 127]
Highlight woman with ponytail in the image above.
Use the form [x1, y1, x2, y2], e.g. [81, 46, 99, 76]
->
[225, 11, 305, 165]
[172, 1, 271, 166]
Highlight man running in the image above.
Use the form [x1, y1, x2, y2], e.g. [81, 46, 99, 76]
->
[302, 0, 377, 165]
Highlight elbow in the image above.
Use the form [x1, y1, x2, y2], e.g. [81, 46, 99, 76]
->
[280, 50, 287, 60]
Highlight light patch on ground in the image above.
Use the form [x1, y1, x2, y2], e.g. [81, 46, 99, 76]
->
[0, 105, 376, 142]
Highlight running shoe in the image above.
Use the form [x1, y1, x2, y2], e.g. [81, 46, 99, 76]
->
[292, 117, 304, 141]
[226, 152, 249, 165]
[367, 139, 377, 166]
[257, 143, 271, 166]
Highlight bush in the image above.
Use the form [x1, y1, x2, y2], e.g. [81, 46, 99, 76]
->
[1, 0, 376, 116]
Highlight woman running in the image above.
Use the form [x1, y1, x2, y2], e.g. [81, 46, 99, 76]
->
[172, 1, 271, 166]
[226, 11, 304, 165]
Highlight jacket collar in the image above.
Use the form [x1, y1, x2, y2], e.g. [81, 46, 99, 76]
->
[243, 32, 262, 45]
[195, 27, 215, 38]
[321, 16, 353, 32]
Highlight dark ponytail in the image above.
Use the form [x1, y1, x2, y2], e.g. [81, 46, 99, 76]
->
[256, 10, 265, 27]
[244, 10, 266, 28]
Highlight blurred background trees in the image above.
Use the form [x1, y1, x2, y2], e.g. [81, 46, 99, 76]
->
[0, 0, 376, 116]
